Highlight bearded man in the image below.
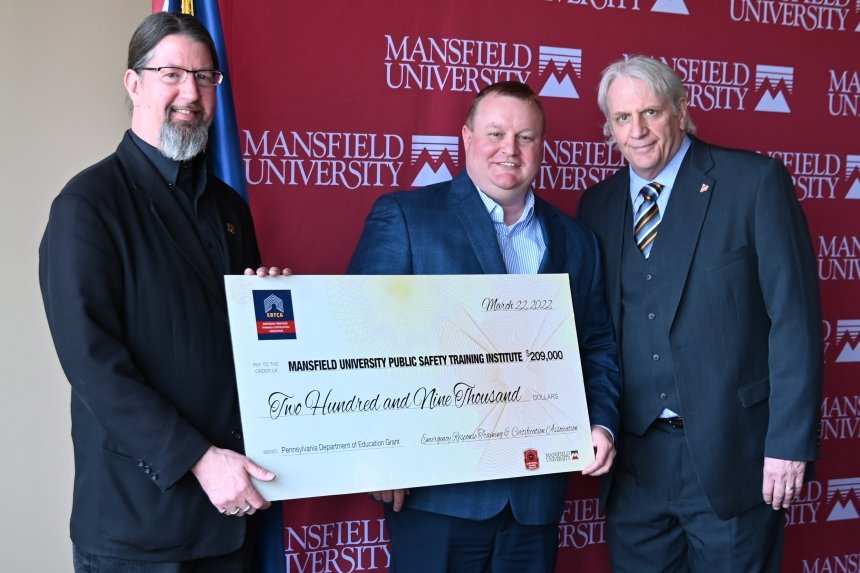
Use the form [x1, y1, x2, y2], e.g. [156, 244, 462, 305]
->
[39, 12, 280, 572]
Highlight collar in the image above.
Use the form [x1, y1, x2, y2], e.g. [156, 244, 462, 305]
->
[628, 135, 691, 202]
[476, 186, 536, 230]
[128, 129, 206, 195]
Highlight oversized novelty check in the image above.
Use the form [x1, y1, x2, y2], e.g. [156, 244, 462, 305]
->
[225, 274, 594, 501]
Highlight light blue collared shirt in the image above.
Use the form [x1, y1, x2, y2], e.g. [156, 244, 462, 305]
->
[628, 136, 692, 226]
[476, 187, 546, 275]
[477, 186, 614, 441]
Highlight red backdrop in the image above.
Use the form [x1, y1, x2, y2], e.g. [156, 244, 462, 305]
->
[214, 1, 858, 571]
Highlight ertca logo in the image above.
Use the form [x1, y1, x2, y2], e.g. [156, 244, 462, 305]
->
[253, 290, 296, 340]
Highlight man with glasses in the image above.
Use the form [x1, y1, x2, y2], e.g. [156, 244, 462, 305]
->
[40, 12, 279, 572]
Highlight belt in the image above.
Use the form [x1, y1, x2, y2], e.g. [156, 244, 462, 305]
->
[655, 416, 684, 429]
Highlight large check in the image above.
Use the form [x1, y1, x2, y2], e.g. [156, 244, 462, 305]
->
[225, 274, 593, 501]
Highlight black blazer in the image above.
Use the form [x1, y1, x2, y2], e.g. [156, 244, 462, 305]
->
[40, 132, 260, 559]
[579, 137, 822, 519]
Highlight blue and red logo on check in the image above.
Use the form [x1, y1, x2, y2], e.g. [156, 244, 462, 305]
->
[252, 290, 297, 340]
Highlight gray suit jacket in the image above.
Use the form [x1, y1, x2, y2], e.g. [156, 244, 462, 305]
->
[349, 169, 621, 524]
[579, 137, 822, 519]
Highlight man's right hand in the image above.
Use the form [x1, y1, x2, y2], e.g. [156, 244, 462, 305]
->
[244, 266, 292, 276]
[191, 445, 275, 516]
[370, 489, 410, 512]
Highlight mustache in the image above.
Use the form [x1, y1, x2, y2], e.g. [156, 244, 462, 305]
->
[165, 104, 207, 123]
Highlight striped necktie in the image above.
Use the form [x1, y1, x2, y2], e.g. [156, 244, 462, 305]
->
[634, 181, 664, 258]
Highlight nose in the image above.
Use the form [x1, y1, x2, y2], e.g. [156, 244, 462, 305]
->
[501, 133, 520, 155]
[178, 75, 202, 99]
[629, 115, 647, 138]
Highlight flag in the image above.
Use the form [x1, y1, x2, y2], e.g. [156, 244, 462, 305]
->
[154, 0, 250, 202]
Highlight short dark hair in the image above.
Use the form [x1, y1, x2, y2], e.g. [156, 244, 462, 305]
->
[465, 81, 545, 135]
[127, 12, 218, 71]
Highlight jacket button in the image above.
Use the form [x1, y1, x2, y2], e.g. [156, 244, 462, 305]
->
[660, 393, 668, 400]
[150, 473, 159, 481]
[645, 273, 653, 281]
[648, 312, 656, 320]
[652, 354, 660, 361]
[231, 430, 242, 440]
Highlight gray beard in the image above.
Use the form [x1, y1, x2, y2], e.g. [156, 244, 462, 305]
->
[158, 118, 209, 162]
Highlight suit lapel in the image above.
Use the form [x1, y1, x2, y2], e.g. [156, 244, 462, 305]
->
[535, 199, 565, 273]
[656, 138, 715, 325]
[450, 173, 507, 274]
[116, 134, 224, 304]
[598, 172, 631, 328]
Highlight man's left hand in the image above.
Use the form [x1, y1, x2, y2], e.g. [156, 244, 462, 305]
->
[762, 457, 806, 510]
[581, 426, 615, 476]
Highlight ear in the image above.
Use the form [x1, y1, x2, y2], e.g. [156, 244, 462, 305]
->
[677, 97, 689, 131]
[461, 124, 473, 149]
[124, 69, 142, 104]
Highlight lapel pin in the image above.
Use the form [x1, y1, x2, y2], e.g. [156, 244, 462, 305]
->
[699, 183, 710, 193]
[226, 223, 236, 235]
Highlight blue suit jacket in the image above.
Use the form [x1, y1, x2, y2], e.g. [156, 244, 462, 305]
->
[348, 170, 620, 525]
[579, 137, 822, 519]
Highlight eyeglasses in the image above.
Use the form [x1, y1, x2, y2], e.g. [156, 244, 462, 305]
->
[137, 66, 223, 87]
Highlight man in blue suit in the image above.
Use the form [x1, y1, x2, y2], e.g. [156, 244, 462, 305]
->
[579, 56, 822, 572]
[349, 81, 621, 572]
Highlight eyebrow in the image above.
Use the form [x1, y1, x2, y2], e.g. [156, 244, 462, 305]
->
[483, 121, 537, 132]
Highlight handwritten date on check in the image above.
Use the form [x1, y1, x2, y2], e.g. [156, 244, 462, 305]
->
[225, 273, 593, 501]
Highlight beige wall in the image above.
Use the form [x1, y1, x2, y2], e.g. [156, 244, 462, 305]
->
[0, 2, 149, 570]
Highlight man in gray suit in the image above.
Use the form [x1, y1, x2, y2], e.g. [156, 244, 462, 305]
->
[349, 81, 621, 572]
[578, 55, 823, 572]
